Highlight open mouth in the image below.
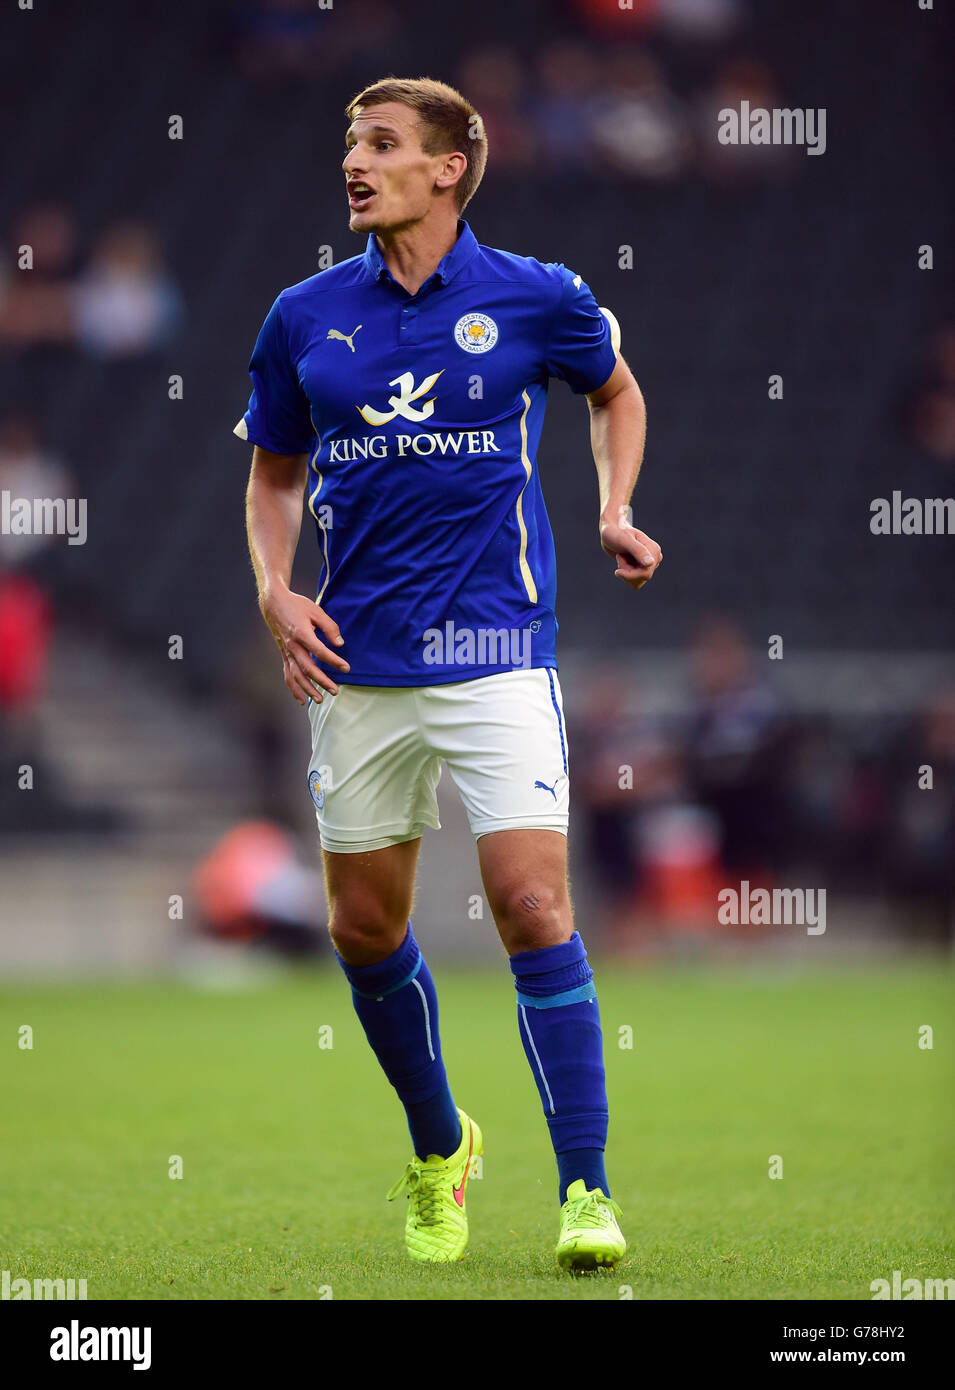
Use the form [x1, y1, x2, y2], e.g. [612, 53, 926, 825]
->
[348, 183, 376, 210]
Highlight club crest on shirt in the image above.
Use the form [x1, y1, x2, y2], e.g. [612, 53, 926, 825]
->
[308, 769, 325, 810]
[453, 312, 499, 354]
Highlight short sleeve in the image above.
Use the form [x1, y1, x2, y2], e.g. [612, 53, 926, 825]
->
[233, 296, 315, 454]
[544, 266, 618, 395]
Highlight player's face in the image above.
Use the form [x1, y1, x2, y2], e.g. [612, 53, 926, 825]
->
[342, 103, 449, 234]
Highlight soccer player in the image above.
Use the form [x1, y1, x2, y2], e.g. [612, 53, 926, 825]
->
[236, 77, 662, 1272]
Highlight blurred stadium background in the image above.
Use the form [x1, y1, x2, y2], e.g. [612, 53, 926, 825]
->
[0, 0, 952, 976]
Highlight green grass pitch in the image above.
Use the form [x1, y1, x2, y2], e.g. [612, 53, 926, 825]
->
[1, 962, 952, 1300]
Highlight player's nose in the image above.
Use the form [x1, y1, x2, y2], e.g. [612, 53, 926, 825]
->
[342, 145, 363, 174]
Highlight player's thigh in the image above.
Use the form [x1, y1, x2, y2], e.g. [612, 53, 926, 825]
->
[477, 827, 574, 954]
[322, 838, 421, 965]
[306, 683, 442, 855]
[429, 667, 570, 842]
[421, 665, 574, 953]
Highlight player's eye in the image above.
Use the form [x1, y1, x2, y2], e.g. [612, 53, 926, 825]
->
[377, 141, 394, 150]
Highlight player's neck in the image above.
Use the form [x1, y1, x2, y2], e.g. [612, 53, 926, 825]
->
[374, 212, 460, 297]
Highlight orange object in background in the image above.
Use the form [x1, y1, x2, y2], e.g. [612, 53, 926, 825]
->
[194, 821, 295, 940]
[193, 820, 326, 951]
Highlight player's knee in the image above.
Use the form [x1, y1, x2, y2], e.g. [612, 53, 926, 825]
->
[494, 880, 568, 951]
[328, 897, 408, 964]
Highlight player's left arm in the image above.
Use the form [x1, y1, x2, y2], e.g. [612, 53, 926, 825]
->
[586, 356, 661, 590]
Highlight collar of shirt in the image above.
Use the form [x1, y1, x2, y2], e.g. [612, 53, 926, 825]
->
[362, 219, 479, 292]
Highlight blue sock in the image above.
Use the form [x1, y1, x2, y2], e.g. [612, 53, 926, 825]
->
[510, 931, 610, 1203]
[337, 924, 461, 1160]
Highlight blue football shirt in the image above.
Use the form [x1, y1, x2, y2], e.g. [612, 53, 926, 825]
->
[235, 220, 617, 686]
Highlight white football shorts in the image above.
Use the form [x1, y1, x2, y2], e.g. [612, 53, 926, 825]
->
[305, 667, 570, 854]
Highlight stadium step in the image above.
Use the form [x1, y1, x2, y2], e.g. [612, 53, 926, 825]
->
[32, 630, 258, 848]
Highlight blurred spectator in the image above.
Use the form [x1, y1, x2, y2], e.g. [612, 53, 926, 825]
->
[884, 688, 955, 940]
[684, 616, 787, 878]
[71, 221, 183, 359]
[531, 42, 604, 170]
[229, 0, 409, 87]
[229, 0, 327, 84]
[0, 412, 92, 834]
[571, 623, 950, 948]
[637, 794, 724, 931]
[590, 51, 692, 180]
[900, 324, 955, 463]
[570, 0, 659, 41]
[781, 720, 886, 886]
[572, 665, 740, 943]
[324, 0, 412, 85]
[0, 411, 67, 750]
[0, 413, 75, 568]
[0, 568, 52, 716]
[657, 0, 741, 44]
[570, 669, 652, 914]
[458, 47, 537, 172]
[0, 553, 56, 831]
[0, 201, 77, 349]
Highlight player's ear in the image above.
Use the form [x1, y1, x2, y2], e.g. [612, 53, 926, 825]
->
[434, 151, 467, 195]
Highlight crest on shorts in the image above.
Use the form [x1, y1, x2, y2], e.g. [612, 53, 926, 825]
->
[308, 769, 325, 811]
[453, 312, 499, 354]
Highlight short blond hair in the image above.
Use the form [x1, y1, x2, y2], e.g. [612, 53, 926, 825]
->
[345, 76, 488, 212]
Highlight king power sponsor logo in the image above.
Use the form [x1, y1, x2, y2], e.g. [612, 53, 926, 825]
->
[338, 366, 503, 461]
[329, 428, 502, 463]
[358, 369, 444, 424]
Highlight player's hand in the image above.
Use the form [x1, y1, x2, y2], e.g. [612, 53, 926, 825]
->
[259, 583, 350, 706]
[598, 517, 662, 590]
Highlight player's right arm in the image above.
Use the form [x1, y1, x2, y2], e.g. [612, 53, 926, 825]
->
[246, 445, 349, 706]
